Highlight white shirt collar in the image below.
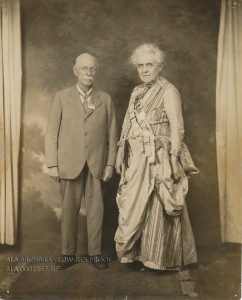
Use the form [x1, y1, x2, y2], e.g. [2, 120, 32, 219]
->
[76, 84, 92, 101]
[76, 84, 95, 109]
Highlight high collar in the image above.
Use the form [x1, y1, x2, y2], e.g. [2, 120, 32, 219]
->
[76, 84, 93, 97]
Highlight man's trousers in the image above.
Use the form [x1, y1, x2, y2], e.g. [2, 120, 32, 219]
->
[60, 163, 103, 256]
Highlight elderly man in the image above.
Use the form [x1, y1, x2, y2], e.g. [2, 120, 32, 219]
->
[115, 44, 198, 271]
[45, 53, 117, 269]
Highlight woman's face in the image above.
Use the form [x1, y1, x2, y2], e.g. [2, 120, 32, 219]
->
[136, 52, 162, 84]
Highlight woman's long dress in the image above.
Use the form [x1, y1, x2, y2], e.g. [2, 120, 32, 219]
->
[115, 77, 199, 270]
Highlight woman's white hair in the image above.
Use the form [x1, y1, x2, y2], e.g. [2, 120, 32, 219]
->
[130, 43, 165, 66]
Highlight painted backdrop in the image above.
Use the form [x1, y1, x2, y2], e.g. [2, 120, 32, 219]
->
[20, 0, 221, 254]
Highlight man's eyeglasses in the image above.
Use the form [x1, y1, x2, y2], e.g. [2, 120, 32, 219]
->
[79, 67, 97, 74]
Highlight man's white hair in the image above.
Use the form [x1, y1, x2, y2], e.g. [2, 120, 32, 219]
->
[74, 52, 99, 69]
[130, 43, 165, 66]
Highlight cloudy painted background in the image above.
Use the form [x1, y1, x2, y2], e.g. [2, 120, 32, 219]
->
[20, 0, 221, 253]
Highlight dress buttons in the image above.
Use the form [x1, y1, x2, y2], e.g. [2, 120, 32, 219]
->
[84, 132, 88, 136]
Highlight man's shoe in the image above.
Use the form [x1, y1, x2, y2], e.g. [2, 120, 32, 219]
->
[56, 255, 76, 270]
[89, 255, 109, 269]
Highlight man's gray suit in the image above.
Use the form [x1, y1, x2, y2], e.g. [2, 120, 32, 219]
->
[45, 85, 117, 256]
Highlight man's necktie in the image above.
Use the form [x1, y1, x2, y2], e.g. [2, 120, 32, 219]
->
[83, 94, 89, 113]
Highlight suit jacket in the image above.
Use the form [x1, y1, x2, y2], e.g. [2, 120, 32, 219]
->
[45, 85, 118, 179]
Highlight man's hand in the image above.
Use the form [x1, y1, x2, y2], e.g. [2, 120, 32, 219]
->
[102, 166, 114, 182]
[48, 167, 60, 182]
[171, 155, 181, 184]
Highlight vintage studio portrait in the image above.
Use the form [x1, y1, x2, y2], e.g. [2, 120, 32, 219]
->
[0, 0, 241, 299]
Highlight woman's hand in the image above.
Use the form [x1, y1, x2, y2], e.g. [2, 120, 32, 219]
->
[171, 155, 181, 183]
[115, 148, 123, 174]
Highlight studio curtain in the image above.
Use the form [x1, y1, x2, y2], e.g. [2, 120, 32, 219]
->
[216, 0, 242, 243]
[0, 0, 22, 245]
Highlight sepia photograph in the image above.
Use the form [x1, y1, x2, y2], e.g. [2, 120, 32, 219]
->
[0, 0, 241, 299]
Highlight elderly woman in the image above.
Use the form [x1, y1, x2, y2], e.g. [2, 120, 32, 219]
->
[115, 44, 199, 270]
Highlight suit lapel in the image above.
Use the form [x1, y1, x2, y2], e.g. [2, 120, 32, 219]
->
[68, 85, 103, 120]
[84, 88, 103, 120]
[69, 85, 85, 118]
